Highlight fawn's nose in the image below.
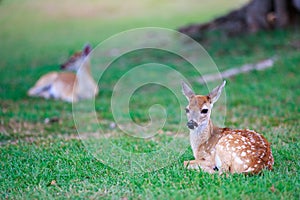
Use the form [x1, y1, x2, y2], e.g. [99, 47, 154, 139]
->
[60, 64, 66, 70]
[187, 120, 198, 130]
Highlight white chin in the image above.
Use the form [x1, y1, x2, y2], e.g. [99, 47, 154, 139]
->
[196, 122, 207, 132]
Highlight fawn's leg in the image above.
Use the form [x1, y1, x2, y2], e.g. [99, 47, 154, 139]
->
[184, 160, 215, 173]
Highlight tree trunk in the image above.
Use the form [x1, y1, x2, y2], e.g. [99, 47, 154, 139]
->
[179, 0, 300, 39]
[246, 0, 273, 33]
[275, 0, 289, 27]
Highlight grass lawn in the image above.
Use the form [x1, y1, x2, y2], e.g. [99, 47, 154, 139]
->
[0, 0, 299, 199]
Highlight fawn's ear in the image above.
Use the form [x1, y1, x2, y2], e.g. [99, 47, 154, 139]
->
[83, 43, 92, 56]
[182, 81, 195, 100]
[208, 80, 226, 105]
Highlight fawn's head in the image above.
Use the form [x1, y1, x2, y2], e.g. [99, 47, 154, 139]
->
[61, 44, 92, 71]
[182, 81, 226, 131]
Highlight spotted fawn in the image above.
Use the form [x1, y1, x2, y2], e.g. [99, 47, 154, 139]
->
[182, 81, 273, 174]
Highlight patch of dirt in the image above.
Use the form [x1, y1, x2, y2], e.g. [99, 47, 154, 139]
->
[0, 118, 186, 146]
[0, 118, 45, 136]
[290, 40, 300, 50]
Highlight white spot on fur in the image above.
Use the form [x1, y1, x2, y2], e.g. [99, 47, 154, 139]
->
[234, 156, 243, 164]
[215, 154, 222, 169]
[241, 152, 246, 157]
[245, 167, 254, 172]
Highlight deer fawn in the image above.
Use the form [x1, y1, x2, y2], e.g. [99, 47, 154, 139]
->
[28, 44, 98, 102]
[182, 81, 273, 174]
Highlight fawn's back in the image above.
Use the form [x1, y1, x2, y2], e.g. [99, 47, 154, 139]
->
[211, 127, 273, 174]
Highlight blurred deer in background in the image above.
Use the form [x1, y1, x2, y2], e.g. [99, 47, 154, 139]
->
[182, 81, 273, 174]
[28, 44, 98, 102]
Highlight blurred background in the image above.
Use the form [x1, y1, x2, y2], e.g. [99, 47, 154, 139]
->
[0, 0, 247, 73]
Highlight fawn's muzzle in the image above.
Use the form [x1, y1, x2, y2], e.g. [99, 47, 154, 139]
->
[187, 120, 198, 130]
[60, 64, 66, 69]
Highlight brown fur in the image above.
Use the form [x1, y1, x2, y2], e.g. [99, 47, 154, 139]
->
[182, 81, 273, 174]
[28, 45, 98, 102]
[189, 95, 210, 108]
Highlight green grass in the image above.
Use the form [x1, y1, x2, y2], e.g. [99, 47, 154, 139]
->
[1, 0, 300, 199]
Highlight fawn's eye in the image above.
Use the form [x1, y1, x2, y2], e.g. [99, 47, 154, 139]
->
[201, 109, 208, 114]
[185, 108, 190, 113]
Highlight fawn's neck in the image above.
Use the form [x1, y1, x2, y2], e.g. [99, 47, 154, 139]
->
[77, 58, 92, 79]
[189, 119, 217, 158]
[76, 58, 97, 97]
